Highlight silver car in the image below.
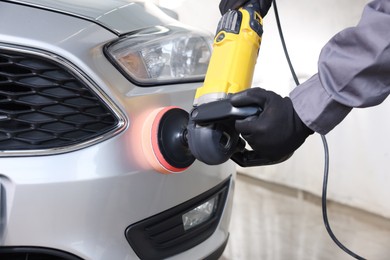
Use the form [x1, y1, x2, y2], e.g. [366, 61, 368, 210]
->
[0, 0, 235, 259]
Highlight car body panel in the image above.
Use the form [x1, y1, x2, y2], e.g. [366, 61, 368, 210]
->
[0, 1, 235, 259]
[3, 0, 178, 35]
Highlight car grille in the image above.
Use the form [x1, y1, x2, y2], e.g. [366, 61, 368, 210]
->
[126, 177, 231, 260]
[0, 49, 119, 152]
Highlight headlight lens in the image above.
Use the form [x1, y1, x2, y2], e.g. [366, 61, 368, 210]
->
[105, 26, 213, 85]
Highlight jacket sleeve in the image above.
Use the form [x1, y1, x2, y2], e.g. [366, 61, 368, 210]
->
[290, 0, 390, 135]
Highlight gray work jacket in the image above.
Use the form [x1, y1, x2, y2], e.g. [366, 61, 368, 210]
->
[290, 0, 390, 135]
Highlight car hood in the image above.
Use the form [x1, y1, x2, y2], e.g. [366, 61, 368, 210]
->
[7, 0, 177, 35]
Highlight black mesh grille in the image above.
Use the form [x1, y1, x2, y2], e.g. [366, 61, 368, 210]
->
[0, 50, 119, 151]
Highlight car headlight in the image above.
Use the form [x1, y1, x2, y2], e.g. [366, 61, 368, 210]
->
[105, 25, 213, 86]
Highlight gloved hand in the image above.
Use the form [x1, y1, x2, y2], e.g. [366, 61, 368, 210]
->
[230, 88, 314, 161]
[219, 0, 273, 17]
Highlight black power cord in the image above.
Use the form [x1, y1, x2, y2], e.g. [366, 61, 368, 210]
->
[272, 1, 366, 259]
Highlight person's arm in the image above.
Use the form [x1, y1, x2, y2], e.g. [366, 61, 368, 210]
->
[290, 0, 390, 134]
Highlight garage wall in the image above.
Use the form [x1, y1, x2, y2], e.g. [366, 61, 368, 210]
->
[155, 0, 390, 218]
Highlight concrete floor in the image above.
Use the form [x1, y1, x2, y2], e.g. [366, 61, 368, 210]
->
[222, 174, 390, 260]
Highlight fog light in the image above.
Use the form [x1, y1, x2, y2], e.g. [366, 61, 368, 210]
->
[182, 195, 219, 231]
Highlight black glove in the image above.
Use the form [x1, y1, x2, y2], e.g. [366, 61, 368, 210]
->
[219, 0, 273, 17]
[230, 88, 314, 161]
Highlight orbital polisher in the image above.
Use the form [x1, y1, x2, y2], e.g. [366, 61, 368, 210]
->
[142, 1, 278, 174]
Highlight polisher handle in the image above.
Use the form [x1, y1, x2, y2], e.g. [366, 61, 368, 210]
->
[190, 99, 261, 124]
[189, 99, 292, 167]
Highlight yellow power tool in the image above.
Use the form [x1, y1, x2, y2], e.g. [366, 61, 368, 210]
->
[194, 2, 263, 106]
[186, 1, 266, 166]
